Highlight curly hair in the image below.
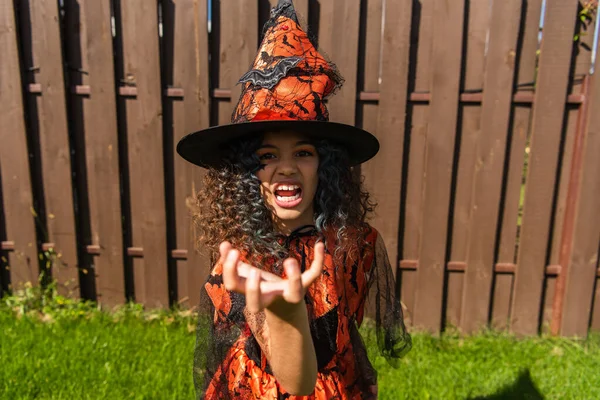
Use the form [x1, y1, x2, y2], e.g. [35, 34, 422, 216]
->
[193, 134, 376, 265]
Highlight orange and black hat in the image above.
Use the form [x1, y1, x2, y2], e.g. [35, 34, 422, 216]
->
[177, 0, 379, 168]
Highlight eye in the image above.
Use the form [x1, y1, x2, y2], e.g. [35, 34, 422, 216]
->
[258, 152, 276, 161]
[295, 149, 315, 157]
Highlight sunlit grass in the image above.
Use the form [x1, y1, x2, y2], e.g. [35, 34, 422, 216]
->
[0, 308, 197, 400]
[369, 329, 600, 399]
[1, 287, 599, 399]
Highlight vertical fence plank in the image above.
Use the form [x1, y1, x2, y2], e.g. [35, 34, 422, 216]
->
[20, 0, 79, 295]
[560, 50, 600, 335]
[163, 0, 211, 308]
[357, 0, 383, 318]
[541, 105, 577, 333]
[357, 0, 382, 136]
[315, 0, 360, 126]
[358, 0, 382, 208]
[510, 0, 578, 335]
[119, 0, 169, 307]
[549, 8, 598, 271]
[493, 0, 543, 330]
[404, 0, 433, 264]
[216, 0, 258, 125]
[64, 0, 125, 307]
[412, 0, 465, 332]
[0, 0, 39, 288]
[547, 12, 598, 335]
[362, 0, 411, 279]
[547, 107, 578, 268]
[450, 0, 491, 265]
[459, 0, 522, 333]
[401, 0, 435, 324]
[446, 0, 491, 328]
[570, 13, 597, 96]
[545, 25, 597, 325]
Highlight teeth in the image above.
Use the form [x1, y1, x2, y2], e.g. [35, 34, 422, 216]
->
[278, 184, 300, 191]
[276, 193, 301, 202]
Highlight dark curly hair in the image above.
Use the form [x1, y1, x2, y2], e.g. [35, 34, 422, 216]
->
[193, 133, 376, 264]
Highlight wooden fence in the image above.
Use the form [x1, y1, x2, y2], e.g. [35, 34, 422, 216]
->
[1, 0, 599, 336]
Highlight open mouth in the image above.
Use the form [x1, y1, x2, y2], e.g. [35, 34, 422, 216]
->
[274, 184, 303, 208]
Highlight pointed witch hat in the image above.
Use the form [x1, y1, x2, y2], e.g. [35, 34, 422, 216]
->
[177, 0, 379, 168]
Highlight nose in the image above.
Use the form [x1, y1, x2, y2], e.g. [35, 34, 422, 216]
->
[277, 154, 298, 176]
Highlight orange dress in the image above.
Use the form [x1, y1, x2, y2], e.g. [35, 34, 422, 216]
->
[193, 225, 411, 399]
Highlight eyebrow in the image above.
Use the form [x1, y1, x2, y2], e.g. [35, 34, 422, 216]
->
[258, 140, 314, 149]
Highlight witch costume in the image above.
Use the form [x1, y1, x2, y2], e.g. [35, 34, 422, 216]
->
[177, 1, 411, 398]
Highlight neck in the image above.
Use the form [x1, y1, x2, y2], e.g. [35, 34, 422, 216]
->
[275, 221, 314, 235]
[274, 213, 315, 235]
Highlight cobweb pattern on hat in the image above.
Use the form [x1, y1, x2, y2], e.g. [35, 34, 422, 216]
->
[231, 2, 343, 123]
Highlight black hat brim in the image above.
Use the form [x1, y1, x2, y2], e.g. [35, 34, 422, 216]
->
[176, 120, 380, 168]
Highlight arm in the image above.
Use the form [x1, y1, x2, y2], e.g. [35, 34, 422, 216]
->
[263, 301, 317, 395]
[221, 242, 323, 395]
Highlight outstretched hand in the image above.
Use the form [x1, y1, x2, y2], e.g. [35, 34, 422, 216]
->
[220, 241, 324, 315]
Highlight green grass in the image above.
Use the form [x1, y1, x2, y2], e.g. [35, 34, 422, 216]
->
[1, 288, 599, 399]
[369, 330, 600, 399]
[0, 309, 197, 400]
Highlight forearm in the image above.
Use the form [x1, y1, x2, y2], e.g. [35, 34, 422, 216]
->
[264, 303, 317, 395]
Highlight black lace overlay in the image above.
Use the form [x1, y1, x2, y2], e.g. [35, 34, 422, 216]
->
[193, 225, 411, 399]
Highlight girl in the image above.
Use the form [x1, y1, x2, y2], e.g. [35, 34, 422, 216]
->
[177, 1, 411, 398]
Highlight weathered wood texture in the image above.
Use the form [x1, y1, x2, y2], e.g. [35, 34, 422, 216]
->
[545, 15, 598, 334]
[399, 0, 435, 326]
[215, 0, 258, 125]
[459, 0, 522, 334]
[1, 0, 598, 335]
[559, 47, 600, 336]
[315, 0, 361, 127]
[412, 0, 465, 333]
[493, 0, 544, 330]
[356, 0, 384, 319]
[447, 0, 490, 328]
[18, 0, 79, 296]
[64, 0, 125, 307]
[163, 0, 211, 308]
[552, 6, 599, 336]
[0, 0, 39, 289]
[510, 0, 579, 335]
[362, 0, 412, 279]
[118, 0, 169, 307]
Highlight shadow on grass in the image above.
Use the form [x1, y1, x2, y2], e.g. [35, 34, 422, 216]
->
[470, 370, 544, 400]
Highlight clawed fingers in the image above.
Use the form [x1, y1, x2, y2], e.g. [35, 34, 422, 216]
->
[283, 258, 303, 304]
[219, 241, 325, 312]
[222, 247, 243, 292]
[236, 261, 281, 282]
[219, 241, 232, 264]
[220, 242, 283, 311]
[245, 268, 263, 313]
[301, 241, 324, 288]
[282, 242, 324, 304]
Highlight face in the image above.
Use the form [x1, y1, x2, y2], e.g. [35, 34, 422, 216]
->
[255, 131, 319, 234]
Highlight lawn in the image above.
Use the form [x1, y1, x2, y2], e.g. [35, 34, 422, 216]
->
[1, 290, 599, 400]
